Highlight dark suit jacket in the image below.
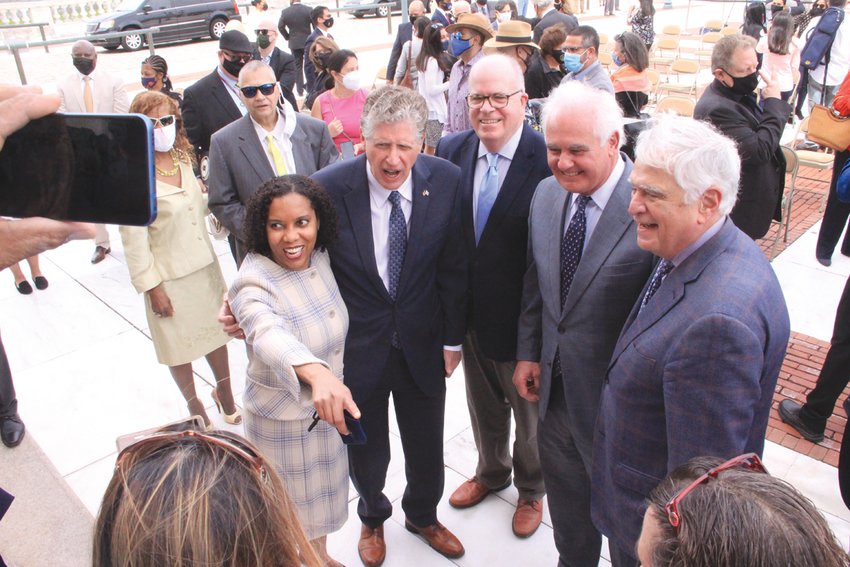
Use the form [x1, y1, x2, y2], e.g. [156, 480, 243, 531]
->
[591, 218, 791, 558]
[387, 22, 413, 84]
[278, 3, 313, 50]
[182, 68, 243, 157]
[472, 0, 498, 22]
[694, 80, 791, 239]
[311, 155, 468, 403]
[516, 156, 654, 428]
[431, 7, 451, 27]
[253, 46, 297, 92]
[532, 9, 578, 43]
[304, 28, 332, 95]
[436, 124, 550, 361]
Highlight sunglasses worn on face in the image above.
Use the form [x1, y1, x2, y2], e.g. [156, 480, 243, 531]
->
[255, 29, 272, 35]
[664, 452, 768, 533]
[148, 114, 175, 127]
[223, 50, 253, 64]
[239, 83, 276, 98]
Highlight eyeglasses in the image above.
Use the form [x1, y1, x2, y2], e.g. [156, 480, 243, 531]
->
[239, 82, 276, 98]
[116, 426, 270, 483]
[466, 90, 523, 109]
[255, 29, 273, 35]
[148, 114, 175, 128]
[664, 453, 768, 533]
[223, 50, 253, 64]
[563, 45, 589, 54]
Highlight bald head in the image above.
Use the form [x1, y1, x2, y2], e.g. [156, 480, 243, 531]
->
[409, 0, 425, 17]
[470, 53, 524, 91]
[71, 40, 96, 73]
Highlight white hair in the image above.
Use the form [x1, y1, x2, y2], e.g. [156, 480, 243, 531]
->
[453, 0, 471, 11]
[469, 53, 525, 92]
[635, 113, 740, 215]
[535, 0, 553, 7]
[541, 80, 624, 148]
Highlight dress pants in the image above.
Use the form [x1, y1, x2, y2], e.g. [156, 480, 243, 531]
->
[608, 541, 638, 567]
[94, 223, 110, 249]
[292, 48, 305, 96]
[461, 331, 544, 500]
[348, 347, 446, 529]
[816, 149, 850, 261]
[800, 274, 850, 432]
[538, 376, 601, 567]
[0, 334, 18, 419]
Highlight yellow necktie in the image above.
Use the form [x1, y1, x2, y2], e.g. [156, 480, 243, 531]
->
[83, 76, 93, 113]
[266, 134, 288, 175]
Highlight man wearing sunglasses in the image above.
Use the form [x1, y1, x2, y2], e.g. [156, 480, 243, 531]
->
[591, 114, 790, 567]
[252, 19, 297, 97]
[208, 61, 338, 266]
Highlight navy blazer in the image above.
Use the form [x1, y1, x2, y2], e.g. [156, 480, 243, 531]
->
[431, 8, 451, 27]
[387, 22, 413, 84]
[182, 68, 243, 156]
[436, 123, 550, 361]
[311, 154, 468, 402]
[278, 2, 313, 50]
[304, 28, 331, 95]
[253, 46, 297, 92]
[591, 219, 791, 558]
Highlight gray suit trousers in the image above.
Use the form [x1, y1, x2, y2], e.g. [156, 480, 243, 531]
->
[539, 377, 601, 567]
[462, 331, 544, 500]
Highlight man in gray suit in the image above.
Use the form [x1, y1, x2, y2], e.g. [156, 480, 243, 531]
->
[513, 81, 653, 567]
[208, 61, 338, 266]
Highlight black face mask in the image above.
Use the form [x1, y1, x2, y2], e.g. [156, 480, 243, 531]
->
[221, 56, 247, 77]
[317, 52, 332, 70]
[725, 69, 759, 95]
[73, 56, 94, 75]
[811, 5, 825, 15]
[323, 16, 334, 28]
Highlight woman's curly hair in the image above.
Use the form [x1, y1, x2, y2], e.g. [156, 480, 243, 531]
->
[242, 175, 339, 260]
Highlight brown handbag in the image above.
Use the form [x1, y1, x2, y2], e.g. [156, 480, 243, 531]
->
[399, 41, 414, 89]
[807, 104, 850, 151]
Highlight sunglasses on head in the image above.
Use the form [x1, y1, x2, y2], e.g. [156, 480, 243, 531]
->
[148, 114, 175, 127]
[239, 82, 276, 98]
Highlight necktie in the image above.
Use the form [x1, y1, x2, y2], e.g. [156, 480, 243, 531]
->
[387, 191, 407, 300]
[83, 76, 93, 113]
[266, 134, 288, 175]
[552, 195, 591, 379]
[639, 259, 674, 313]
[475, 153, 499, 244]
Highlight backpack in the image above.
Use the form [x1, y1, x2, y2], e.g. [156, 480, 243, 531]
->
[800, 6, 845, 70]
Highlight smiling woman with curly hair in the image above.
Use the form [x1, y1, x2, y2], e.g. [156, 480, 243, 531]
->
[229, 175, 352, 567]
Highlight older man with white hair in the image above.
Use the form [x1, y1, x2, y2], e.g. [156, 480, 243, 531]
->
[513, 81, 654, 567]
[591, 114, 791, 566]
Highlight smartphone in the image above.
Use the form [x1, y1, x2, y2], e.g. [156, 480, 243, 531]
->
[340, 140, 355, 161]
[339, 410, 367, 445]
[0, 113, 156, 226]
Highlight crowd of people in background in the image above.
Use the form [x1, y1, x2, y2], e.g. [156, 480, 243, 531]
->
[3, 0, 850, 565]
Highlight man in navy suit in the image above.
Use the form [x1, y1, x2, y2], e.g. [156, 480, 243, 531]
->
[592, 114, 791, 566]
[436, 54, 550, 538]
[514, 81, 654, 567]
[304, 5, 334, 97]
[278, 0, 313, 96]
[311, 86, 467, 567]
[387, 1, 426, 83]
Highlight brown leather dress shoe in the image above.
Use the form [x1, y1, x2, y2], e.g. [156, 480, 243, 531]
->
[358, 524, 385, 567]
[404, 519, 465, 559]
[91, 246, 110, 264]
[449, 476, 509, 508]
[512, 499, 543, 538]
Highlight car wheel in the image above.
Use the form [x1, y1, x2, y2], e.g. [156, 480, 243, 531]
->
[376, 3, 390, 17]
[209, 17, 227, 39]
[121, 29, 144, 51]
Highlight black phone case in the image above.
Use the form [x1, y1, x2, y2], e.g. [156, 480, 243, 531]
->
[339, 410, 367, 445]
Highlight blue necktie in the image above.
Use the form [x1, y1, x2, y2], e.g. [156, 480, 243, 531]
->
[476, 153, 499, 244]
[639, 259, 674, 313]
[553, 195, 591, 378]
[387, 190, 407, 300]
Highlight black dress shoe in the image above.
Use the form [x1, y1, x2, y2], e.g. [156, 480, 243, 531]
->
[0, 415, 25, 448]
[91, 246, 111, 264]
[778, 399, 824, 443]
[817, 256, 832, 267]
[34, 276, 48, 290]
[15, 280, 33, 294]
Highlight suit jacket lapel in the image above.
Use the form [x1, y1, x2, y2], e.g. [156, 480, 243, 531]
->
[289, 116, 313, 173]
[211, 75, 242, 121]
[400, 160, 434, 295]
[561, 159, 633, 319]
[236, 116, 275, 180]
[342, 156, 391, 301]
[547, 187, 568, 308]
[67, 75, 84, 112]
[459, 132, 480, 252]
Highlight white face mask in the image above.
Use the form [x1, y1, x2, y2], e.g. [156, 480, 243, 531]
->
[342, 70, 361, 91]
[153, 122, 176, 152]
[497, 11, 511, 22]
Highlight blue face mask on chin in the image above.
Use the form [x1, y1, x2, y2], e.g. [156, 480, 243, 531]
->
[611, 53, 623, 67]
[562, 52, 584, 73]
[450, 33, 472, 57]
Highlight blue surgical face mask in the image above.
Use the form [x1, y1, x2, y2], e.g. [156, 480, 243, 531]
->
[442, 40, 450, 51]
[611, 53, 623, 67]
[562, 51, 585, 73]
[450, 33, 472, 57]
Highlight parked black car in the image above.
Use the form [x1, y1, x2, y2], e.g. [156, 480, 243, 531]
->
[86, 0, 241, 51]
[344, 0, 401, 18]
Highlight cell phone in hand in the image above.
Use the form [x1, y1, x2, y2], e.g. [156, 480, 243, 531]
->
[340, 140, 355, 161]
[339, 410, 367, 445]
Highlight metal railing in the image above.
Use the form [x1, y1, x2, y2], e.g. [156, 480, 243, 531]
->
[0, 22, 51, 52]
[0, 26, 160, 85]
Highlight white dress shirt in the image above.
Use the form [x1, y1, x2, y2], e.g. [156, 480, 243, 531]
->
[250, 100, 298, 174]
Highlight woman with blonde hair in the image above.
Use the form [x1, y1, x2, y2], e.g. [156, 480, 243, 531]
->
[305, 36, 340, 110]
[120, 91, 239, 428]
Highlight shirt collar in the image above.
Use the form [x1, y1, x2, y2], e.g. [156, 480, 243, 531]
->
[217, 65, 240, 88]
[366, 161, 414, 204]
[249, 98, 296, 138]
[585, 154, 624, 211]
[670, 216, 726, 267]
[477, 124, 523, 161]
[78, 69, 97, 81]
[573, 59, 600, 80]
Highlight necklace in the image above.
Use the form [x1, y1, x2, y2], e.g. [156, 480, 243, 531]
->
[155, 149, 180, 177]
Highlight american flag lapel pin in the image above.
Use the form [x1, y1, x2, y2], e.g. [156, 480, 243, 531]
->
[422, 189, 430, 197]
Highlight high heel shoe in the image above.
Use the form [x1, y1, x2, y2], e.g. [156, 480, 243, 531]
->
[186, 396, 212, 431]
[212, 389, 242, 425]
